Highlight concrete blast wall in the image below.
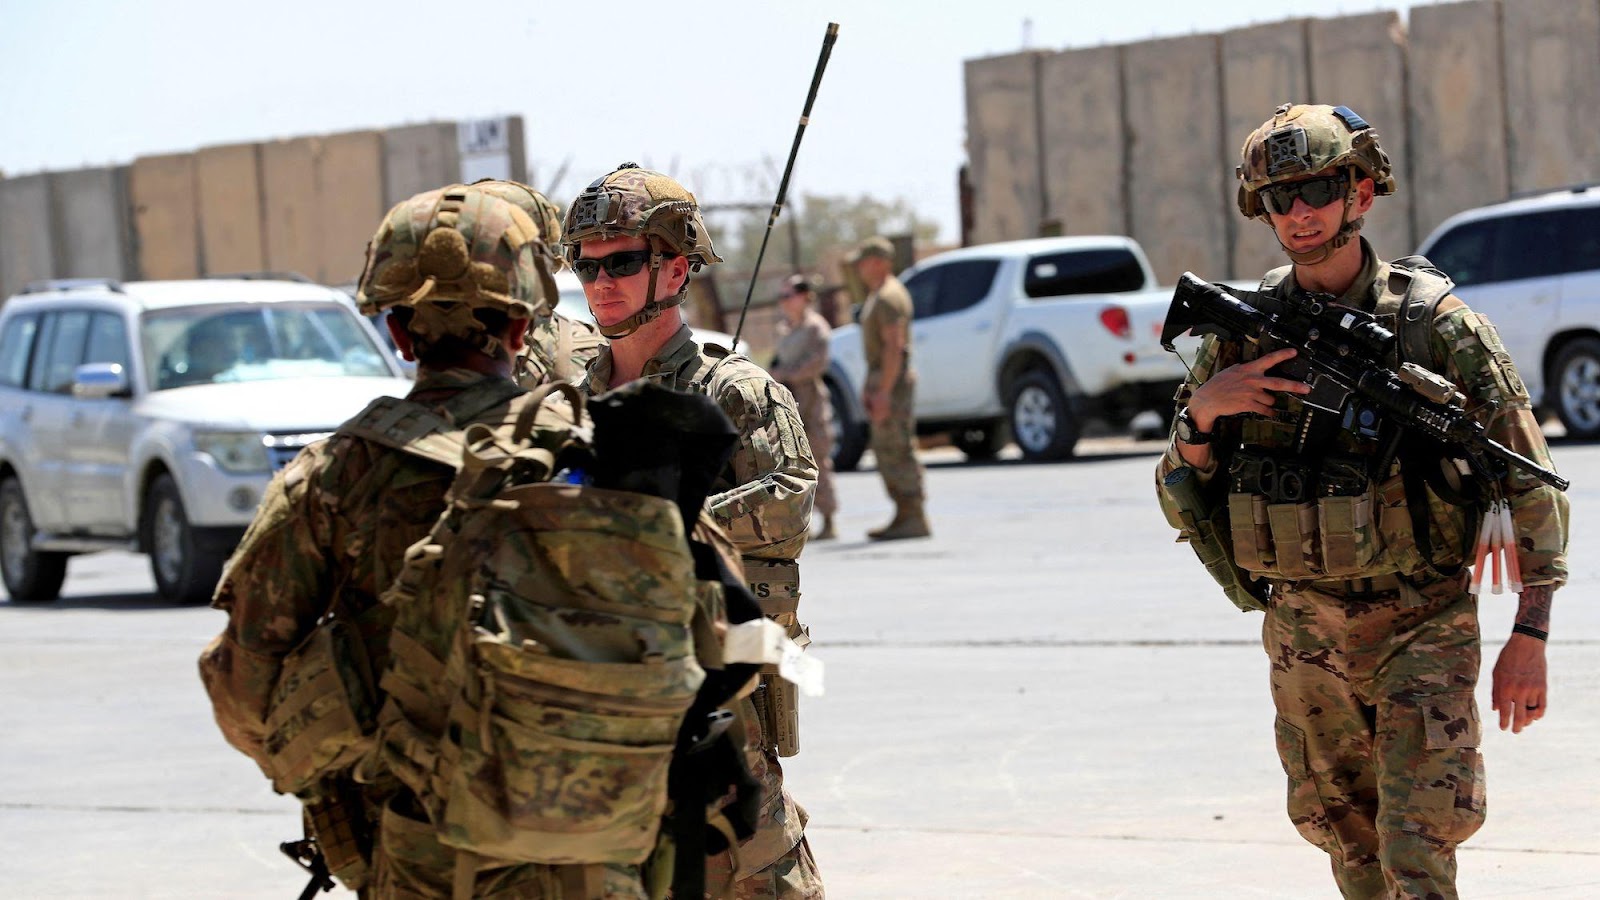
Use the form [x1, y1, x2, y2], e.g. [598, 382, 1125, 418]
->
[0, 175, 57, 297]
[967, 1, 1600, 279]
[0, 116, 517, 294]
[196, 143, 266, 276]
[129, 154, 200, 281]
[1123, 34, 1230, 285]
[964, 53, 1043, 246]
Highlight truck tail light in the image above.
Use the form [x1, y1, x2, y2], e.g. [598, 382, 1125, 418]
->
[1099, 306, 1131, 339]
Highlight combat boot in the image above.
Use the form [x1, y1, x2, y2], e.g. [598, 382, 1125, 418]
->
[867, 504, 930, 541]
[814, 514, 837, 541]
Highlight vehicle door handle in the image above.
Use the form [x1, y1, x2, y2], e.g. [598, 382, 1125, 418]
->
[19, 406, 30, 424]
[974, 321, 992, 332]
[71, 412, 86, 428]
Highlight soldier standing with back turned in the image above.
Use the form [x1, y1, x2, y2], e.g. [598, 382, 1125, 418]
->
[1155, 103, 1568, 899]
[564, 163, 824, 899]
[849, 236, 929, 540]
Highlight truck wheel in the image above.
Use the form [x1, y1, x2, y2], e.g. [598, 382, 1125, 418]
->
[952, 423, 1008, 461]
[0, 478, 68, 604]
[828, 379, 868, 472]
[1007, 371, 1079, 461]
[1552, 337, 1600, 440]
[142, 473, 225, 605]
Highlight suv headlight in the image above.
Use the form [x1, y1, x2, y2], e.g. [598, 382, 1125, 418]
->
[193, 431, 272, 473]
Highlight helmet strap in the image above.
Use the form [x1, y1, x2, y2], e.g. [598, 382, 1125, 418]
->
[1276, 168, 1364, 266]
[594, 239, 688, 339]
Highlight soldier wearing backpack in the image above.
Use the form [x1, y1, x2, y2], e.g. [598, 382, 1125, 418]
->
[565, 163, 825, 899]
[198, 185, 666, 897]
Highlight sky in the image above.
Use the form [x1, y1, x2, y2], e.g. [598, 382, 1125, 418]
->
[0, 0, 1421, 244]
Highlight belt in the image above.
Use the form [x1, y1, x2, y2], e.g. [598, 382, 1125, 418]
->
[1292, 573, 1404, 595]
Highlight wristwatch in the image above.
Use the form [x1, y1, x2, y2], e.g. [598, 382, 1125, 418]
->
[1174, 408, 1213, 445]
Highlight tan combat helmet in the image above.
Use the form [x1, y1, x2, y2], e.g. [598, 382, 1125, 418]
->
[1237, 103, 1396, 264]
[356, 185, 550, 356]
[467, 179, 566, 319]
[561, 162, 723, 338]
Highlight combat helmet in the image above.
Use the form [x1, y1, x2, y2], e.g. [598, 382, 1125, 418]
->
[357, 185, 550, 356]
[562, 162, 723, 338]
[467, 179, 566, 318]
[1236, 103, 1396, 264]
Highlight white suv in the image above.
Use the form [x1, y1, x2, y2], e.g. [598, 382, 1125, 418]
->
[1416, 186, 1600, 438]
[0, 278, 413, 604]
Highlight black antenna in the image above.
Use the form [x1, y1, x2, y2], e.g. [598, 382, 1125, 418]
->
[731, 22, 840, 347]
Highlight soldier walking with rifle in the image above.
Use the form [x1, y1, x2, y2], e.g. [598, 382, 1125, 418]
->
[1155, 103, 1569, 899]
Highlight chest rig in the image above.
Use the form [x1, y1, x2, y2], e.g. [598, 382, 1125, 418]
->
[1222, 258, 1457, 581]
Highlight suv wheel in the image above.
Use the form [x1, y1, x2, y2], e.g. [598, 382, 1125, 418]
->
[1552, 336, 1600, 440]
[142, 473, 225, 605]
[1007, 371, 1079, 461]
[952, 423, 1008, 461]
[0, 478, 69, 604]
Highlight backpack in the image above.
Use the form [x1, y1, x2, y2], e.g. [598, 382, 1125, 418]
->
[354, 381, 763, 885]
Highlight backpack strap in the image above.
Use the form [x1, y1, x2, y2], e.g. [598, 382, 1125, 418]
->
[337, 396, 468, 471]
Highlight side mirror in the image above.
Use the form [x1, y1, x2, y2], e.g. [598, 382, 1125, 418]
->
[73, 362, 131, 399]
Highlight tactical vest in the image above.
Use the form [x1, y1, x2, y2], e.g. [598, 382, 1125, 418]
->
[1221, 257, 1473, 583]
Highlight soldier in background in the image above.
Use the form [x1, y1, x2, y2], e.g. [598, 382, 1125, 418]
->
[196, 187, 636, 895]
[850, 236, 929, 540]
[469, 179, 605, 386]
[769, 274, 837, 540]
[1155, 103, 1568, 898]
[564, 163, 824, 898]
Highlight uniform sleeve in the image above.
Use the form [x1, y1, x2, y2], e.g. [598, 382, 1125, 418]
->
[1433, 305, 1569, 587]
[1155, 334, 1233, 526]
[197, 445, 339, 767]
[707, 374, 818, 561]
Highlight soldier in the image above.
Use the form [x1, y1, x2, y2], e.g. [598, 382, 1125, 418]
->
[769, 274, 838, 540]
[1156, 104, 1569, 898]
[467, 179, 606, 386]
[564, 162, 824, 899]
[849, 236, 929, 540]
[198, 187, 657, 896]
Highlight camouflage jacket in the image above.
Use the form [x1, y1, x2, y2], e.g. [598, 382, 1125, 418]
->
[578, 325, 817, 563]
[515, 312, 604, 388]
[198, 370, 524, 767]
[1155, 242, 1569, 588]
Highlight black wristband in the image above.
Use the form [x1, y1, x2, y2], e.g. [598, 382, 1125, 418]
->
[1512, 623, 1549, 642]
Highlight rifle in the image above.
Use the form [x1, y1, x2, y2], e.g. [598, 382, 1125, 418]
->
[1161, 273, 1569, 492]
[279, 838, 335, 900]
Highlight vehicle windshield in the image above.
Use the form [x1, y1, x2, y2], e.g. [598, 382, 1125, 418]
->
[143, 302, 392, 391]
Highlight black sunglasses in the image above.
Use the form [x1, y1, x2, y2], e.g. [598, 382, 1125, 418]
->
[572, 250, 652, 283]
[1258, 174, 1348, 215]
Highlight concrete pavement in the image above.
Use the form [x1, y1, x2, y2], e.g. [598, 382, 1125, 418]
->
[2, 435, 1596, 897]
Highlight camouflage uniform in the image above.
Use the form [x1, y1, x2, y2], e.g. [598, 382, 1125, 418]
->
[1156, 104, 1570, 898]
[770, 306, 836, 520]
[859, 271, 924, 508]
[578, 325, 822, 898]
[1159, 243, 1568, 894]
[199, 188, 646, 897]
[518, 312, 604, 387]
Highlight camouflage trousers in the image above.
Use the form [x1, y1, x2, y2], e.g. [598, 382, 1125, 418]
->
[1264, 575, 1485, 900]
[867, 371, 923, 506]
[702, 694, 825, 899]
[365, 795, 648, 899]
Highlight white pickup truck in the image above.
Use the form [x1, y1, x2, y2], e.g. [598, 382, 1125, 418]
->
[826, 235, 1198, 469]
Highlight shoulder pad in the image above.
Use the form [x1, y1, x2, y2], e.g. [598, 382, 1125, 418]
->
[702, 342, 732, 359]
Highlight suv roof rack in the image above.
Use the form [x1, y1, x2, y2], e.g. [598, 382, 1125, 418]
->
[20, 278, 125, 295]
[207, 271, 314, 283]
